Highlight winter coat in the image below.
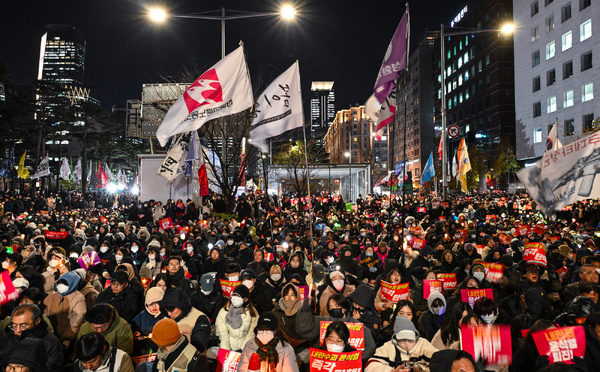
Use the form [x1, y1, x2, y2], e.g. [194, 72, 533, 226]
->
[318, 275, 355, 316]
[78, 345, 135, 372]
[166, 267, 195, 296]
[79, 282, 99, 310]
[584, 324, 600, 370]
[335, 255, 363, 279]
[360, 253, 384, 282]
[96, 286, 140, 322]
[162, 287, 211, 352]
[190, 290, 227, 323]
[272, 296, 309, 351]
[139, 258, 163, 280]
[43, 272, 87, 343]
[237, 338, 299, 372]
[132, 308, 166, 336]
[215, 305, 258, 352]
[75, 304, 134, 354]
[365, 337, 438, 372]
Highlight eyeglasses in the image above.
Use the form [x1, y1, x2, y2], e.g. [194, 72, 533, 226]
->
[582, 271, 598, 275]
[8, 322, 34, 331]
[6, 364, 25, 372]
[257, 330, 273, 335]
[325, 336, 345, 346]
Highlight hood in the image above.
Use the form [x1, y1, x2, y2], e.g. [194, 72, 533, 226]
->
[348, 284, 375, 310]
[116, 263, 136, 281]
[393, 315, 419, 339]
[427, 291, 447, 312]
[56, 271, 81, 296]
[161, 287, 192, 317]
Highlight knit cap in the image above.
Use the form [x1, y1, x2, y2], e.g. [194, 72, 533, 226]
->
[151, 318, 181, 347]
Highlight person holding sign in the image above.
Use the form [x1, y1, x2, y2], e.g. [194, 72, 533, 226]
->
[215, 285, 259, 353]
[319, 321, 356, 353]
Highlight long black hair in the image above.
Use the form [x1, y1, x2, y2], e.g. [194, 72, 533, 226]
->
[440, 303, 471, 345]
[320, 321, 356, 352]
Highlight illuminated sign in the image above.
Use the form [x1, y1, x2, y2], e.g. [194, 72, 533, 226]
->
[451, 6, 468, 28]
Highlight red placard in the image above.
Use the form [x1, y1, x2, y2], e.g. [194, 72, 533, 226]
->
[309, 348, 362, 372]
[482, 262, 504, 284]
[298, 286, 309, 301]
[474, 244, 486, 255]
[158, 217, 174, 230]
[498, 233, 511, 246]
[533, 223, 548, 235]
[319, 322, 365, 351]
[333, 196, 340, 202]
[440, 202, 450, 208]
[219, 279, 241, 299]
[438, 216, 447, 221]
[548, 236, 561, 242]
[130, 354, 156, 367]
[437, 273, 458, 290]
[380, 281, 410, 303]
[524, 243, 547, 267]
[518, 225, 532, 236]
[264, 252, 274, 262]
[43, 231, 69, 240]
[461, 324, 512, 366]
[417, 207, 427, 213]
[486, 215, 498, 222]
[216, 348, 241, 372]
[410, 237, 426, 250]
[99, 216, 108, 224]
[532, 326, 586, 365]
[408, 226, 423, 235]
[423, 280, 443, 299]
[0, 271, 18, 306]
[461, 288, 494, 308]
[556, 266, 568, 284]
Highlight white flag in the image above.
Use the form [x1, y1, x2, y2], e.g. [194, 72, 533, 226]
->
[156, 46, 254, 146]
[546, 121, 563, 153]
[451, 155, 457, 178]
[104, 163, 115, 181]
[60, 158, 71, 180]
[32, 157, 50, 179]
[157, 133, 192, 182]
[87, 160, 92, 183]
[366, 81, 397, 140]
[72, 159, 82, 185]
[249, 61, 304, 153]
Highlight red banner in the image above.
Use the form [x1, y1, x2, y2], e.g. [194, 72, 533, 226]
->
[461, 324, 512, 365]
[517, 225, 532, 236]
[159, 217, 174, 230]
[0, 271, 18, 306]
[482, 262, 504, 284]
[298, 286, 309, 301]
[410, 237, 426, 250]
[532, 326, 586, 365]
[556, 266, 568, 284]
[216, 348, 241, 372]
[319, 322, 365, 351]
[417, 207, 427, 213]
[440, 202, 450, 208]
[461, 288, 494, 308]
[498, 233, 511, 246]
[380, 281, 410, 303]
[533, 223, 548, 235]
[43, 231, 69, 240]
[437, 273, 458, 290]
[198, 164, 209, 197]
[548, 236, 561, 242]
[309, 348, 362, 372]
[130, 354, 156, 367]
[219, 279, 241, 299]
[423, 280, 443, 299]
[99, 216, 108, 224]
[408, 226, 423, 236]
[524, 243, 547, 267]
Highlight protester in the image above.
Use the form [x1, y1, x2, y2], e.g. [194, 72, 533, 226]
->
[74, 332, 134, 372]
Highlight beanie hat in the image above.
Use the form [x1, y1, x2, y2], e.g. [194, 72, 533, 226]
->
[148, 240, 161, 249]
[110, 270, 129, 284]
[329, 270, 344, 280]
[500, 254, 513, 268]
[151, 318, 181, 347]
[145, 287, 165, 306]
[5, 338, 48, 371]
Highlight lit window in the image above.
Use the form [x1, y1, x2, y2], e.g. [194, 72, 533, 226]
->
[465, 71, 470, 81]
[546, 41, 555, 59]
[458, 74, 463, 86]
[580, 19, 592, 41]
[534, 127, 543, 143]
[582, 82, 594, 102]
[563, 90, 574, 107]
[447, 67, 452, 77]
[465, 90, 470, 100]
[464, 52, 469, 63]
[458, 57, 463, 68]
[459, 93, 463, 103]
[447, 83, 452, 93]
[562, 31, 572, 51]
[547, 96, 557, 113]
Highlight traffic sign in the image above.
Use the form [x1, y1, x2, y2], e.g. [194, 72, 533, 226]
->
[448, 125, 459, 138]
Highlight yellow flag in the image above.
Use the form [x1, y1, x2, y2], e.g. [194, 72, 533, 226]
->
[17, 151, 29, 179]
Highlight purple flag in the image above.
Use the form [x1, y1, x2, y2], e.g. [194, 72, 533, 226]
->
[373, 10, 409, 103]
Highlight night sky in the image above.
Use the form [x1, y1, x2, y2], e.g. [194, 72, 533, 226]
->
[1, 0, 465, 112]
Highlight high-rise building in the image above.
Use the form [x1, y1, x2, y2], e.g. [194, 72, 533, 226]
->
[433, 0, 515, 187]
[392, 31, 438, 186]
[514, 0, 597, 163]
[310, 81, 335, 142]
[38, 24, 86, 86]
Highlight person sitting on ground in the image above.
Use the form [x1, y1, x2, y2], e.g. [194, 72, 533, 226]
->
[74, 332, 134, 372]
[74, 303, 134, 355]
[150, 318, 209, 372]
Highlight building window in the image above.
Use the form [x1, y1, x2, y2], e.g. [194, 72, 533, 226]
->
[581, 51, 593, 71]
[580, 19, 592, 41]
[546, 15, 555, 32]
[547, 69, 556, 86]
[582, 82, 594, 102]
[485, 54, 491, 66]
[580, 0, 591, 11]
[547, 96, 557, 113]
[562, 31, 572, 51]
[532, 50, 541, 66]
[564, 119, 575, 136]
[464, 52, 469, 63]
[564, 90, 574, 107]
[533, 101, 542, 117]
[532, 27, 540, 41]
[583, 113, 594, 131]
[545, 0, 553, 5]
[562, 3, 572, 22]
[546, 41, 556, 59]
[533, 127, 543, 143]
[478, 61, 483, 72]
[532, 1, 539, 16]
[563, 60, 573, 79]
[533, 76, 541, 92]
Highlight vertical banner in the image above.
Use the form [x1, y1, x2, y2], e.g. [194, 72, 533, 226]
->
[423, 280, 443, 299]
[219, 279, 242, 299]
[531, 326, 586, 365]
[461, 324, 512, 365]
[309, 348, 362, 372]
[380, 281, 410, 302]
[216, 348, 241, 372]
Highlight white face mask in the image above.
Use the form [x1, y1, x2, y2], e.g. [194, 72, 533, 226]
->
[115, 255, 123, 263]
[432, 306, 445, 316]
[270, 274, 282, 282]
[148, 255, 156, 261]
[56, 283, 69, 294]
[327, 257, 335, 264]
[100, 246, 108, 254]
[257, 331, 274, 345]
[473, 271, 485, 282]
[326, 343, 345, 353]
[227, 240, 234, 245]
[229, 275, 239, 282]
[186, 246, 194, 252]
[201, 289, 212, 295]
[131, 246, 139, 253]
[333, 279, 345, 291]
[1, 261, 9, 269]
[49, 259, 60, 268]
[482, 313, 498, 324]
[231, 295, 244, 308]
[243, 280, 254, 290]
[70, 253, 79, 259]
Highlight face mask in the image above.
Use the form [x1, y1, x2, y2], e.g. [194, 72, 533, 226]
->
[115, 255, 123, 263]
[227, 240, 234, 246]
[148, 255, 156, 260]
[327, 343, 345, 353]
[257, 331, 274, 345]
[49, 259, 59, 268]
[131, 246, 139, 253]
[243, 280, 254, 289]
[473, 271, 485, 282]
[229, 275, 239, 282]
[201, 289, 211, 295]
[327, 257, 335, 264]
[361, 232, 366, 237]
[366, 252, 373, 257]
[432, 306, 445, 316]
[333, 279, 344, 291]
[100, 246, 108, 253]
[160, 252, 166, 257]
[56, 283, 69, 294]
[329, 308, 344, 318]
[1, 261, 9, 269]
[70, 253, 79, 259]
[231, 295, 244, 308]
[270, 274, 281, 282]
[482, 313, 498, 324]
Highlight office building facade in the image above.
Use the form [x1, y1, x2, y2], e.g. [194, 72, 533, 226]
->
[310, 81, 336, 143]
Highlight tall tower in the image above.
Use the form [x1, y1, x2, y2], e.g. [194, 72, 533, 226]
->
[310, 81, 335, 144]
[38, 24, 86, 86]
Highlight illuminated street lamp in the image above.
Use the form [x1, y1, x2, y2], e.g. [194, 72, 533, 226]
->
[439, 22, 514, 199]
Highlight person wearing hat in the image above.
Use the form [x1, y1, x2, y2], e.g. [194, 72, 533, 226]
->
[272, 283, 310, 365]
[334, 244, 362, 280]
[348, 284, 380, 336]
[95, 271, 139, 322]
[238, 311, 299, 372]
[0, 338, 49, 372]
[190, 273, 226, 322]
[365, 315, 438, 372]
[408, 245, 434, 281]
[161, 287, 211, 353]
[318, 270, 355, 317]
[264, 263, 287, 304]
[131, 287, 166, 354]
[241, 269, 271, 314]
[74, 332, 134, 372]
[215, 284, 258, 353]
[74, 303, 134, 355]
[150, 318, 208, 372]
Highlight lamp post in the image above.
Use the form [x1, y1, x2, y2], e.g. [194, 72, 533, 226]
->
[439, 23, 514, 200]
[345, 151, 351, 202]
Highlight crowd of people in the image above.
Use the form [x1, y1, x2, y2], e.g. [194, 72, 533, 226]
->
[0, 190, 599, 372]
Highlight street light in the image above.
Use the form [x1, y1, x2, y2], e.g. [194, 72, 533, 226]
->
[440, 22, 514, 200]
[345, 152, 351, 202]
[147, 5, 297, 58]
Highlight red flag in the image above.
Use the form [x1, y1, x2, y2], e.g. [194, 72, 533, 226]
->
[97, 162, 109, 188]
[198, 164, 209, 197]
[438, 137, 443, 160]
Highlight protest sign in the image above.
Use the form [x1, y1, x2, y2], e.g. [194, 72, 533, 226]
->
[158, 217, 174, 230]
[437, 273, 458, 290]
[461, 288, 494, 308]
[319, 322, 365, 351]
[410, 237, 426, 250]
[219, 279, 242, 299]
[298, 286, 309, 301]
[43, 231, 69, 240]
[423, 280, 443, 299]
[380, 281, 410, 303]
[461, 324, 512, 365]
[0, 271, 18, 306]
[131, 354, 156, 367]
[309, 348, 362, 372]
[482, 262, 504, 284]
[77, 250, 102, 270]
[216, 348, 241, 372]
[532, 326, 586, 365]
[524, 243, 547, 267]
[517, 225, 532, 236]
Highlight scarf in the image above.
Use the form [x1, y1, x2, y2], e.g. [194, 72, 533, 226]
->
[225, 305, 245, 329]
[279, 298, 300, 317]
[256, 336, 280, 372]
[156, 335, 185, 360]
